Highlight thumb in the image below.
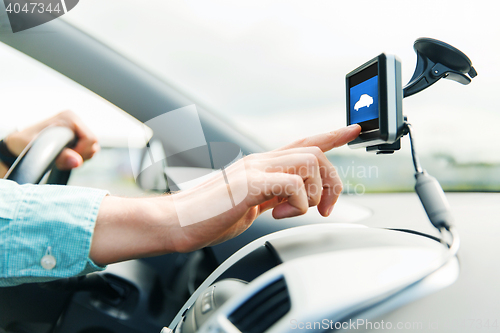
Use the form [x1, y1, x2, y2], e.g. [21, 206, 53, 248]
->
[55, 148, 84, 170]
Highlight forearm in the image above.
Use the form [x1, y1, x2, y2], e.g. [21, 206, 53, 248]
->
[90, 195, 179, 266]
[0, 181, 109, 287]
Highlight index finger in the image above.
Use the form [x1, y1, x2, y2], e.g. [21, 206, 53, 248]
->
[276, 124, 361, 153]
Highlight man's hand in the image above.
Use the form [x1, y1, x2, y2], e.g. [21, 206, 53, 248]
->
[4, 110, 99, 171]
[91, 124, 361, 265]
[169, 124, 362, 252]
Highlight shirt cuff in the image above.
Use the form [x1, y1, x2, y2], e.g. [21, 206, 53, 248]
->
[0, 180, 109, 286]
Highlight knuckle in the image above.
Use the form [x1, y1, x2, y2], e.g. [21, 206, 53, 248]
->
[308, 190, 322, 205]
[298, 205, 308, 215]
[243, 153, 259, 164]
[59, 110, 74, 117]
[329, 165, 339, 178]
[335, 181, 344, 195]
[290, 174, 303, 188]
[89, 135, 99, 144]
[304, 153, 319, 166]
[243, 154, 254, 161]
[309, 146, 323, 156]
[243, 155, 259, 170]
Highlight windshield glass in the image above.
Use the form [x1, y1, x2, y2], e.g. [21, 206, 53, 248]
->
[63, 0, 500, 192]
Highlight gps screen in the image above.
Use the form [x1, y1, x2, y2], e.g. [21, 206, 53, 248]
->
[348, 62, 379, 132]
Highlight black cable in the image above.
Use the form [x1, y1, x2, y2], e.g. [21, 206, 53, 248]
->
[444, 226, 460, 256]
[389, 228, 442, 243]
[401, 119, 458, 249]
[332, 225, 460, 331]
[404, 122, 423, 174]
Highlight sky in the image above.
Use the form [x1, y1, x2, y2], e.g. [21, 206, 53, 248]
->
[1, 0, 498, 162]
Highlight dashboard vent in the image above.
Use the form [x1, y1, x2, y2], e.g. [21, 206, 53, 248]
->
[228, 277, 291, 333]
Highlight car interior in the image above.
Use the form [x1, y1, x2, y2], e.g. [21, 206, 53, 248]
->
[0, 2, 499, 333]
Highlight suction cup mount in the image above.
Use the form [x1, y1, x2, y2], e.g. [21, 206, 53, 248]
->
[370, 38, 477, 154]
[403, 38, 477, 98]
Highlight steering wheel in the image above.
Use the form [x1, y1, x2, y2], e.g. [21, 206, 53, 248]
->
[4, 126, 77, 185]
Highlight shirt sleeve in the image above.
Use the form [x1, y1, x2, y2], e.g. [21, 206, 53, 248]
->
[0, 179, 109, 287]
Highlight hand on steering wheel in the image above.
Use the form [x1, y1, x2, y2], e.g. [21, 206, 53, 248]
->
[2, 111, 99, 185]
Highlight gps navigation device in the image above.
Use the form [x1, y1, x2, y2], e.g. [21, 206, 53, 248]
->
[346, 53, 403, 149]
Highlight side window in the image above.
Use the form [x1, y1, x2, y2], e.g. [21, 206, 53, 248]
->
[0, 42, 147, 195]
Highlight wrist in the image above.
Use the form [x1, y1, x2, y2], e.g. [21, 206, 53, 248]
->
[4, 132, 26, 156]
[148, 194, 181, 254]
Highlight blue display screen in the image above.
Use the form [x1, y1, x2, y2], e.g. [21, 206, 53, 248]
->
[349, 75, 379, 125]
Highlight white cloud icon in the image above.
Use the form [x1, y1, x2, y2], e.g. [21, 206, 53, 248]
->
[354, 94, 374, 111]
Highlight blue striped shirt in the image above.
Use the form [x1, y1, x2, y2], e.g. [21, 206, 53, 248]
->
[0, 179, 108, 286]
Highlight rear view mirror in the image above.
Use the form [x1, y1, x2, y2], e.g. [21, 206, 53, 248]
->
[136, 139, 169, 192]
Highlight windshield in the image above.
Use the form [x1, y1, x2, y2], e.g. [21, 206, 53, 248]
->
[63, 1, 500, 192]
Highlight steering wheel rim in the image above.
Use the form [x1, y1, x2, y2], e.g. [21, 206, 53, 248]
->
[4, 126, 76, 185]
